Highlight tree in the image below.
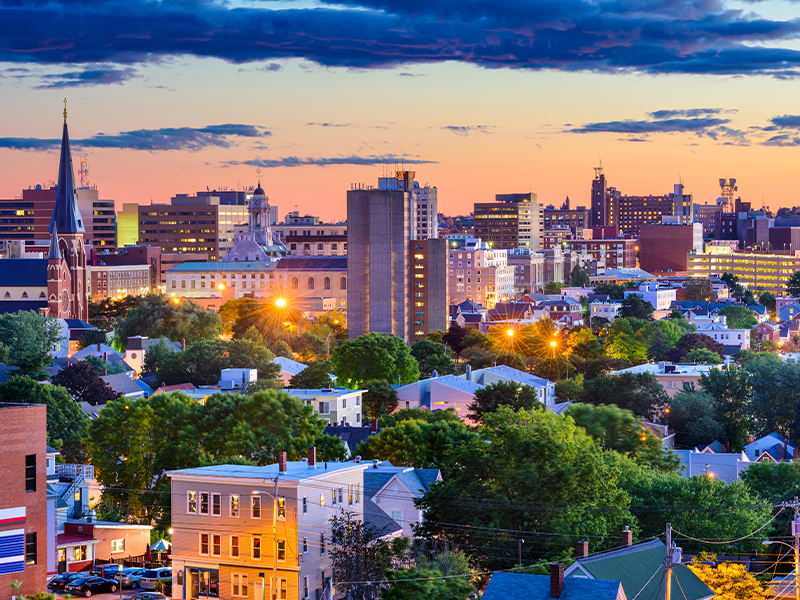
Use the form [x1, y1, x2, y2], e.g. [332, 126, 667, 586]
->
[683, 278, 713, 301]
[593, 283, 626, 300]
[416, 408, 634, 570]
[88, 295, 144, 330]
[718, 305, 757, 330]
[565, 403, 679, 472]
[329, 511, 395, 600]
[569, 264, 589, 287]
[142, 339, 176, 374]
[741, 461, 800, 505]
[362, 379, 400, 419]
[82, 355, 127, 375]
[667, 333, 724, 363]
[544, 281, 563, 294]
[410, 340, 457, 378]
[666, 389, 726, 448]
[467, 381, 542, 424]
[685, 348, 723, 364]
[381, 567, 473, 600]
[787, 271, 800, 297]
[688, 553, 769, 600]
[114, 294, 222, 350]
[76, 329, 108, 350]
[759, 291, 776, 313]
[0, 311, 63, 377]
[646, 330, 671, 362]
[289, 360, 333, 389]
[746, 353, 800, 439]
[271, 339, 293, 359]
[331, 333, 418, 388]
[554, 376, 584, 402]
[0, 376, 89, 462]
[378, 407, 461, 428]
[581, 373, 669, 419]
[441, 324, 468, 354]
[605, 318, 648, 364]
[619, 296, 654, 320]
[52, 362, 119, 406]
[699, 366, 753, 451]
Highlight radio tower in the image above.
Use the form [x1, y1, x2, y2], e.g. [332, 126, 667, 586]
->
[79, 158, 90, 190]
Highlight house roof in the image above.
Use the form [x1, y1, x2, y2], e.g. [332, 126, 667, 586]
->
[569, 539, 713, 600]
[0, 300, 48, 314]
[450, 300, 486, 315]
[273, 256, 347, 271]
[168, 460, 368, 482]
[100, 373, 141, 396]
[487, 302, 532, 319]
[459, 313, 485, 323]
[365, 467, 441, 500]
[550, 401, 573, 415]
[72, 344, 122, 360]
[153, 383, 196, 395]
[470, 365, 552, 389]
[273, 356, 307, 375]
[363, 498, 403, 537]
[0, 259, 47, 288]
[324, 425, 377, 454]
[57, 532, 99, 547]
[482, 572, 622, 600]
[135, 379, 155, 395]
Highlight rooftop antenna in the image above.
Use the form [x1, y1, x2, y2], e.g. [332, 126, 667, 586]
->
[256, 168, 262, 187]
[79, 158, 89, 189]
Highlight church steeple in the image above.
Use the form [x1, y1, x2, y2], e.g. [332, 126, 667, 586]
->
[48, 223, 61, 259]
[49, 99, 84, 234]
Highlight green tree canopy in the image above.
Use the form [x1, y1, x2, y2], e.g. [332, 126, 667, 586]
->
[759, 291, 776, 313]
[331, 333, 418, 388]
[82, 355, 127, 375]
[76, 329, 108, 350]
[683, 278, 713, 301]
[581, 372, 668, 419]
[745, 353, 800, 439]
[684, 348, 723, 364]
[362, 379, 400, 419]
[569, 264, 590, 287]
[0, 376, 89, 461]
[52, 362, 119, 406]
[410, 340, 457, 378]
[544, 281, 563, 294]
[114, 294, 222, 350]
[289, 360, 333, 389]
[593, 283, 627, 299]
[619, 296, 655, 320]
[698, 366, 752, 451]
[377, 408, 461, 428]
[467, 381, 543, 424]
[380, 567, 473, 600]
[718, 305, 758, 330]
[786, 271, 800, 297]
[0, 311, 63, 377]
[666, 389, 726, 449]
[142, 339, 177, 374]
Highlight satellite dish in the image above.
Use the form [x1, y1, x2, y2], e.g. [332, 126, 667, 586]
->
[719, 178, 726, 187]
[730, 178, 737, 186]
[734, 186, 738, 191]
[716, 197, 726, 205]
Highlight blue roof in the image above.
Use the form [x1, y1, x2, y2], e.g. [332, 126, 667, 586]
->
[168, 460, 368, 481]
[0, 259, 47, 287]
[482, 572, 621, 600]
[166, 261, 275, 273]
[0, 300, 48, 315]
[274, 256, 347, 271]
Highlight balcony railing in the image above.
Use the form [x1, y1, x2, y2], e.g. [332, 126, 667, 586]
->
[55, 463, 95, 481]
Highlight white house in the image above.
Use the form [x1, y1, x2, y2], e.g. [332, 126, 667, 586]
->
[396, 375, 483, 421]
[272, 356, 308, 385]
[696, 321, 750, 351]
[283, 388, 365, 426]
[463, 365, 556, 407]
[672, 447, 751, 483]
[624, 282, 676, 313]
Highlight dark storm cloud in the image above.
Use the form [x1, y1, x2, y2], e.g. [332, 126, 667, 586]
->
[0, 124, 268, 151]
[229, 155, 437, 167]
[567, 117, 730, 134]
[2, 0, 800, 78]
[768, 115, 800, 129]
[36, 66, 136, 88]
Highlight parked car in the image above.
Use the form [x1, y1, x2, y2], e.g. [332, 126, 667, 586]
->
[131, 593, 168, 600]
[116, 567, 147, 588]
[65, 576, 118, 597]
[48, 573, 81, 590]
[140, 568, 173, 591]
[90, 563, 123, 578]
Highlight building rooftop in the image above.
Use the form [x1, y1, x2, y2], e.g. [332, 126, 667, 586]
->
[272, 356, 307, 375]
[168, 460, 368, 482]
[166, 261, 275, 273]
[283, 388, 363, 398]
[609, 362, 721, 377]
[0, 258, 48, 288]
[483, 572, 622, 600]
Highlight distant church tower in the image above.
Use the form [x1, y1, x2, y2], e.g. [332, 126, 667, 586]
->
[47, 101, 88, 321]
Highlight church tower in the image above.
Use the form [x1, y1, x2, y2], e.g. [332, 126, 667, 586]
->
[47, 101, 88, 321]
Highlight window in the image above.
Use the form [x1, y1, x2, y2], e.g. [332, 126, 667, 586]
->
[277, 540, 286, 561]
[308, 277, 315, 290]
[232, 574, 248, 597]
[110, 538, 125, 553]
[25, 532, 36, 565]
[391, 510, 403, 526]
[73, 545, 87, 562]
[332, 489, 337, 506]
[340, 277, 347, 290]
[275, 496, 286, 520]
[338, 488, 343, 504]
[278, 578, 288, 600]
[25, 455, 36, 492]
[188, 568, 219, 599]
[303, 576, 309, 599]
[200, 533, 210, 555]
[291, 277, 298, 289]
[212, 534, 221, 556]
[303, 538, 308, 553]
[231, 536, 239, 558]
[355, 483, 360, 504]
[302, 496, 308, 514]
[320, 494, 325, 506]
[211, 493, 221, 516]
[253, 536, 261, 560]
[188, 491, 197, 514]
[252, 495, 261, 519]
[200, 492, 210, 515]
[348, 485, 353, 505]
[324, 277, 330, 290]
[230, 495, 239, 517]
[320, 533, 326, 554]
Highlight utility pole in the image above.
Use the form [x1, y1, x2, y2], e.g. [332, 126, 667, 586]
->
[665, 523, 672, 600]
[788, 497, 800, 600]
[518, 538, 524, 565]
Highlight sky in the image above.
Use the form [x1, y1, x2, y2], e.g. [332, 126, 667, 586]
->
[2, 0, 800, 221]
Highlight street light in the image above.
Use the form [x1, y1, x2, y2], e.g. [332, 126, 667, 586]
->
[506, 329, 515, 338]
[275, 297, 287, 308]
[763, 540, 799, 600]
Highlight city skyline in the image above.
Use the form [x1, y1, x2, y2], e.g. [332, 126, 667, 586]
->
[3, 0, 800, 219]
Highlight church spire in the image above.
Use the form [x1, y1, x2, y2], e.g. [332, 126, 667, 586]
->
[48, 223, 62, 259]
[49, 99, 84, 234]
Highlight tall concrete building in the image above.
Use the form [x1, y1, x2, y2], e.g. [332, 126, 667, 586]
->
[409, 238, 448, 342]
[378, 170, 438, 239]
[347, 186, 410, 341]
[591, 163, 609, 227]
[639, 222, 703, 274]
[474, 193, 541, 251]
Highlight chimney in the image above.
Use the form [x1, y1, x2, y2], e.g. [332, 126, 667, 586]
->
[466, 364, 472, 380]
[103, 368, 107, 376]
[549, 563, 564, 599]
[370, 418, 378, 433]
[622, 526, 633, 548]
[278, 451, 287, 472]
[97, 343, 101, 352]
[181, 338, 186, 350]
[354, 455, 361, 464]
[103, 351, 108, 361]
[308, 447, 316, 467]
[432, 369, 438, 378]
[576, 541, 588, 560]
[341, 418, 346, 426]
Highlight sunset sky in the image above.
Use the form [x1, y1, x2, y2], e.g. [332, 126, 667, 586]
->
[2, 0, 800, 221]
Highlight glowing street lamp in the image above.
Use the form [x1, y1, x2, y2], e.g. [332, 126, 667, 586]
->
[275, 298, 287, 308]
[506, 329, 515, 338]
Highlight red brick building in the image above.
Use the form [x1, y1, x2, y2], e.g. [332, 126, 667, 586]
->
[0, 403, 48, 596]
[638, 222, 703, 275]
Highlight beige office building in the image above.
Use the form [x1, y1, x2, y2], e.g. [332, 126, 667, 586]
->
[688, 248, 800, 295]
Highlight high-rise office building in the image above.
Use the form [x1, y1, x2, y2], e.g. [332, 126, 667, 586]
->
[474, 193, 541, 251]
[409, 239, 448, 342]
[347, 185, 410, 341]
[76, 188, 117, 248]
[610, 183, 694, 236]
[378, 170, 438, 240]
[590, 163, 609, 227]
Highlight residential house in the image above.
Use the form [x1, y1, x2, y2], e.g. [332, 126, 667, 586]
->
[482, 568, 624, 600]
[55, 319, 98, 358]
[396, 375, 484, 421]
[641, 420, 675, 449]
[780, 302, 800, 323]
[776, 296, 800, 313]
[451, 311, 486, 330]
[671, 300, 768, 323]
[100, 373, 145, 399]
[220, 368, 258, 392]
[588, 294, 621, 323]
[72, 343, 124, 362]
[745, 432, 799, 462]
[122, 336, 183, 376]
[696, 321, 751, 352]
[463, 365, 556, 407]
[272, 357, 308, 386]
[152, 382, 197, 396]
[565, 537, 714, 600]
[167, 449, 369, 600]
[57, 521, 99, 574]
[363, 461, 441, 538]
[672, 448, 751, 483]
[0, 403, 48, 593]
[449, 299, 489, 330]
[624, 282, 676, 313]
[537, 298, 583, 327]
[754, 321, 781, 343]
[485, 302, 535, 326]
[73, 518, 152, 564]
[283, 388, 365, 426]
[559, 287, 593, 302]
[323, 420, 380, 457]
[608, 362, 721, 398]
